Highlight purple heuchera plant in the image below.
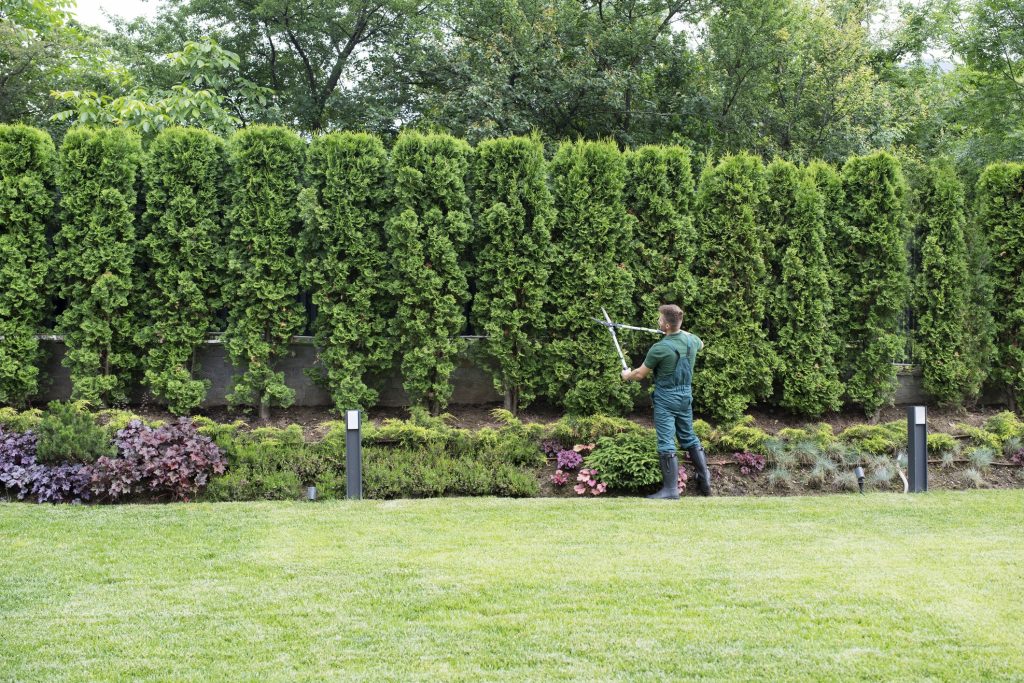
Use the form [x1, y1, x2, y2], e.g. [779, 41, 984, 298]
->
[540, 439, 565, 459]
[0, 429, 93, 503]
[733, 452, 766, 475]
[1010, 447, 1024, 467]
[556, 448, 583, 471]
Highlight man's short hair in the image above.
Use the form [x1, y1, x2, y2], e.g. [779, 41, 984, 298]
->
[659, 304, 683, 329]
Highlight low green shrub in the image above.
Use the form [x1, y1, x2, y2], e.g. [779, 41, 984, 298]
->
[492, 464, 540, 497]
[545, 414, 640, 445]
[838, 422, 906, 456]
[586, 431, 661, 492]
[957, 424, 1003, 452]
[927, 432, 960, 456]
[983, 411, 1023, 442]
[34, 401, 116, 465]
[716, 416, 769, 454]
[0, 407, 43, 433]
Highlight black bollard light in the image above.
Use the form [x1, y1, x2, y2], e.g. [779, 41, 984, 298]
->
[346, 409, 363, 500]
[907, 405, 928, 493]
[854, 466, 865, 494]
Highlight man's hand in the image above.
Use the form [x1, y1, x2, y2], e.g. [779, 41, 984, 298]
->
[621, 368, 632, 381]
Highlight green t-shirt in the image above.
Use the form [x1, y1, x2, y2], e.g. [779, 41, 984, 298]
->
[642, 331, 703, 391]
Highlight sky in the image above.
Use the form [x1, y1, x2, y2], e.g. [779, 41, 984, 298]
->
[69, 0, 161, 30]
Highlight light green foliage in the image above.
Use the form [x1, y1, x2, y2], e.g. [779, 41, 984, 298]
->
[716, 416, 770, 454]
[34, 401, 116, 464]
[0, 406, 43, 432]
[470, 135, 555, 413]
[54, 127, 141, 405]
[764, 159, 842, 416]
[957, 423, 1003, 452]
[911, 159, 974, 406]
[545, 413, 641, 446]
[927, 432, 960, 456]
[300, 132, 392, 412]
[839, 152, 910, 415]
[984, 411, 1023, 442]
[975, 163, 1024, 407]
[96, 408, 164, 438]
[588, 431, 661, 491]
[839, 421, 907, 456]
[545, 139, 638, 415]
[51, 38, 272, 137]
[137, 128, 228, 414]
[625, 145, 697, 333]
[385, 131, 472, 414]
[223, 126, 306, 418]
[691, 153, 775, 423]
[0, 124, 53, 405]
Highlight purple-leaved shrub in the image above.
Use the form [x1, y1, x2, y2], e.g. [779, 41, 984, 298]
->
[734, 452, 766, 475]
[556, 448, 583, 470]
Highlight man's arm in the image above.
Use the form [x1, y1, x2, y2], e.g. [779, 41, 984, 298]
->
[621, 365, 652, 382]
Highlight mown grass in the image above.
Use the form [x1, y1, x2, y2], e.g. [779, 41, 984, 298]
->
[2, 491, 1023, 682]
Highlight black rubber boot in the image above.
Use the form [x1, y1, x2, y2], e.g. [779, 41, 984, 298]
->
[687, 444, 712, 496]
[646, 452, 680, 500]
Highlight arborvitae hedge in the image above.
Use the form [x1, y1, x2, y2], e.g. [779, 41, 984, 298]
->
[137, 128, 228, 414]
[0, 125, 53, 406]
[470, 135, 555, 414]
[625, 145, 697, 330]
[764, 159, 842, 416]
[840, 152, 910, 416]
[691, 153, 775, 424]
[223, 126, 306, 419]
[976, 162, 1024, 409]
[806, 160, 851, 369]
[911, 159, 973, 406]
[385, 131, 473, 415]
[55, 127, 141, 405]
[546, 139, 638, 415]
[299, 132, 392, 412]
[963, 203, 997, 406]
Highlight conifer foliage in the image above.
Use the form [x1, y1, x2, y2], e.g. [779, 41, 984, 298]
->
[546, 139, 638, 415]
[763, 159, 842, 416]
[0, 125, 54, 406]
[911, 159, 973, 406]
[839, 152, 910, 416]
[625, 145, 697, 330]
[385, 131, 473, 415]
[223, 126, 306, 419]
[976, 162, 1024, 409]
[691, 153, 775, 424]
[470, 135, 555, 414]
[138, 127, 228, 414]
[300, 132, 392, 412]
[55, 127, 141, 405]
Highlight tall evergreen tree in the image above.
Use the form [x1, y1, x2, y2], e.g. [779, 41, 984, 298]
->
[223, 126, 306, 419]
[0, 124, 53, 406]
[470, 135, 555, 414]
[764, 159, 842, 416]
[691, 153, 775, 423]
[625, 145, 697, 331]
[975, 162, 1024, 410]
[911, 159, 973, 406]
[545, 139, 638, 415]
[55, 127, 141, 405]
[299, 131, 393, 412]
[137, 127, 228, 414]
[385, 131, 473, 415]
[839, 152, 910, 416]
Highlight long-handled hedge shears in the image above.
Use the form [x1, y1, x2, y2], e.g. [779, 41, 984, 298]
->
[594, 307, 664, 370]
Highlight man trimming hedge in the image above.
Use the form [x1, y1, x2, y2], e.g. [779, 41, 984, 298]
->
[620, 304, 711, 499]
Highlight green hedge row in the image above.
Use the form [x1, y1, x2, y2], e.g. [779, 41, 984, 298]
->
[0, 123, 1020, 419]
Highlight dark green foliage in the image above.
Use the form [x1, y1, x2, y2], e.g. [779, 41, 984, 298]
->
[34, 401, 116, 465]
[203, 424, 343, 501]
[0, 124, 53, 406]
[839, 152, 910, 415]
[806, 160, 851, 363]
[54, 127, 142, 405]
[587, 430, 661, 491]
[223, 126, 306, 418]
[545, 139, 638, 415]
[625, 145, 697, 331]
[385, 131, 473, 414]
[763, 159, 842, 416]
[910, 159, 973, 406]
[470, 135, 555, 414]
[300, 132, 392, 412]
[975, 162, 1024, 409]
[691, 153, 775, 423]
[963, 208, 997, 406]
[137, 127, 228, 414]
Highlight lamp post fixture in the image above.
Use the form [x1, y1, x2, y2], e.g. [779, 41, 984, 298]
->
[854, 466, 865, 494]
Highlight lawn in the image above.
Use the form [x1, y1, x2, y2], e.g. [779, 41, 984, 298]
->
[2, 492, 1023, 682]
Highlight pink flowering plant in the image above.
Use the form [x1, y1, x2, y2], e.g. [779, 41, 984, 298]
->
[573, 468, 607, 495]
[677, 466, 688, 491]
[550, 469, 569, 486]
